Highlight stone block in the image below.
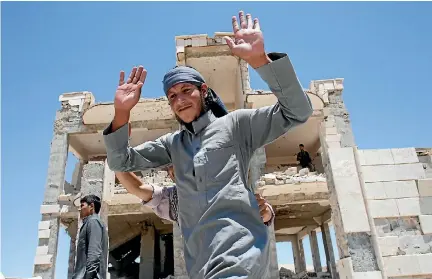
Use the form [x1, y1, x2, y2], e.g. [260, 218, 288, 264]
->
[417, 254, 432, 274]
[358, 149, 394, 166]
[327, 141, 341, 148]
[326, 127, 338, 135]
[284, 167, 297, 176]
[419, 215, 432, 234]
[34, 254, 53, 266]
[369, 199, 399, 218]
[40, 204, 60, 215]
[384, 181, 419, 199]
[420, 197, 432, 214]
[326, 134, 342, 142]
[377, 236, 399, 256]
[391, 148, 419, 164]
[362, 163, 425, 183]
[36, 246, 49, 255]
[364, 182, 387, 200]
[38, 229, 50, 239]
[417, 179, 432, 197]
[263, 173, 276, 185]
[352, 272, 382, 279]
[396, 198, 421, 216]
[383, 255, 421, 277]
[38, 221, 51, 230]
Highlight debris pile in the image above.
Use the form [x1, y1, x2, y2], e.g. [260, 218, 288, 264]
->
[258, 167, 326, 187]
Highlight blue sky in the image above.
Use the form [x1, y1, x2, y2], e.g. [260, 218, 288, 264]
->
[2, 1, 432, 277]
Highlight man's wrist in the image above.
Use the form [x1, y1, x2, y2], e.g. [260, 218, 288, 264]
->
[112, 109, 131, 132]
[247, 53, 272, 69]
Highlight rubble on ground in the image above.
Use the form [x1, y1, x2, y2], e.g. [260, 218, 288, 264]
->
[259, 167, 326, 187]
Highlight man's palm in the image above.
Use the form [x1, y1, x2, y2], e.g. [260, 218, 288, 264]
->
[114, 66, 147, 112]
[224, 11, 266, 62]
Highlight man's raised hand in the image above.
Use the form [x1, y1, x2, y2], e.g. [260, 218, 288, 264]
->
[114, 66, 147, 112]
[224, 11, 271, 69]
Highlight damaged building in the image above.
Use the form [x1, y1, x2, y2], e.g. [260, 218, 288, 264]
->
[32, 33, 432, 279]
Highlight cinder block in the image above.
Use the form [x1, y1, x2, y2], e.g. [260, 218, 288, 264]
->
[362, 163, 425, 183]
[419, 215, 432, 234]
[383, 255, 421, 277]
[38, 220, 51, 230]
[420, 197, 432, 214]
[327, 141, 341, 148]
[369, 199, 399, 218]
[391, 148, 419, 164]
[417, 254, 432, 274]
[417, 179, 432, 197]
[34, 254, 53, 266]
[358, 149, 394, 166]
[352, 271, 382, 279]
[325, 127, 338, 135]
[384, 181, 419, 199]
[364, 182, 387, 200]
[326, 134, 341, 142]
[396, 198, 421, 216]
[38, 229, 50, 239]
[40, 204, 60, 215]
[377, 236, 399, 256]
[36, 246, 49, 255]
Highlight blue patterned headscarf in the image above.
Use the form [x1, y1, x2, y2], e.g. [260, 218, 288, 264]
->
[162, 66, 228, 118]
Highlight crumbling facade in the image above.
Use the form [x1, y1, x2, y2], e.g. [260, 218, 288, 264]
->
[32, 33, 432, 279]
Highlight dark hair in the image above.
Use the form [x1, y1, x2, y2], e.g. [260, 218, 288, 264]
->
[80, 195, 101, 213]
[299, 144, 304, 147]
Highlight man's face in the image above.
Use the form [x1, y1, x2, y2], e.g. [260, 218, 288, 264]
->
[167, 83, 208, 123]
[79, 202, 93, 219]
[299, 145, 304, 151]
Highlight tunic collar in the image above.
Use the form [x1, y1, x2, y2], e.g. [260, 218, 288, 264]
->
[183, 110, 217, 135]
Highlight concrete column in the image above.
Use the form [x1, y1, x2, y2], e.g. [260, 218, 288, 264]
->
[139, 224, 155, 279]
[267, 222, 279, 279]
[292, 235, 306, 274]
[309, 230, 322, 272]
[315, 79, 379, 276]
[33, 133, 68, 279]
[321, 222, 337, 278]
[67, 237, 77, 279]
[173, 223, 188, 278]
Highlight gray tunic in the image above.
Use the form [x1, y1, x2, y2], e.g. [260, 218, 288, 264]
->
[103, 53, 313, 279]
[72, 214, 108, 279]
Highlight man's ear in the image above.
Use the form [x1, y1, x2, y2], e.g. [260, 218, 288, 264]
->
[201, 83, 208, 98]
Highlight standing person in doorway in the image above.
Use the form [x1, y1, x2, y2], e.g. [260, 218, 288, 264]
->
[104, 10, 313, 279]
[296, 144, 315, 172]
[72, 195, 109, 279]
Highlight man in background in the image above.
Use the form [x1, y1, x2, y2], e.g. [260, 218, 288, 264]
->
[297, 144, 315, 172]
[73, 195, 108, 279]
